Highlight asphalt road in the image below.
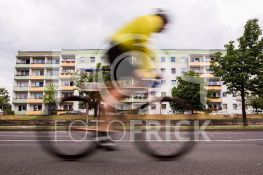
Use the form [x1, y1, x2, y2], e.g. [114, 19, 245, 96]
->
[0, 131, 262, 175]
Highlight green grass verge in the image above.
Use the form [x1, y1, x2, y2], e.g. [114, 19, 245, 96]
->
[1, 114, 263, 121]
[0, 125, 263, 131]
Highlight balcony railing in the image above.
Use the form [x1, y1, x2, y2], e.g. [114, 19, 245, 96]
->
[12, 98, 28, 103]
[13, 86, 28, 91]
[32, 62, 45, 64]
[16, 62, 30, 64]
[61, 60, 75, 63]
[15, 74, 30, 76]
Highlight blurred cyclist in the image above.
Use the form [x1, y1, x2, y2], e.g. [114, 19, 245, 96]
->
[103, 9, 170, 112]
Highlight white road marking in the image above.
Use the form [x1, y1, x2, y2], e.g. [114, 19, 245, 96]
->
[0, 139, 262, 142]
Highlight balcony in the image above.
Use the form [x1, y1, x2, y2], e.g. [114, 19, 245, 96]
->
[61, 94, 74, 99]
[122, 97, 148, 103]
[12, 98, 28, 103]
[208, 98, 222, 103]
[206, 85, 222, 91]
[60, 72, 74, 79]
[14, 75, 30, 80]
[15, 63, 31, 68]
[61, 61, 75, 67]
[45, 64, 59, 68]
[29, 75, 45, 80]
[26, 110, 43, 115]
[31, 63, 45, 68]
[13, 86, 28, 91]
[200, 73, 214, 78]
[189, 61, 210, 67]
[45, 75, 59, 80]
[60, 86, 75, 91]
[27, 99, 43, 103]
[28, 86, 44, 92]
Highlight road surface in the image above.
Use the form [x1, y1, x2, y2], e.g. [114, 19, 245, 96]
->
[0, 131, 262, 175]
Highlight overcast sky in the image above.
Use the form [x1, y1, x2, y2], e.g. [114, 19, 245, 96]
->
[0, 0, 263, 95]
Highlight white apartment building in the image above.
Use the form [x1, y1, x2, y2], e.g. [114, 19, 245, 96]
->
[12, 49, 244, 115]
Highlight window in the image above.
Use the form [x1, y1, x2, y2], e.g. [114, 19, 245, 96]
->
[211, 92, 220, 98]
[101, 57, 106, 63]
[171, 57, 176, 62]
[16, 81, 28, 87]
[161, 68, 166, 73]
[61, 92, 74, 98]
[222, 92, 227, 97]
[17, 70, 29, 76]
[80, 57, 85, 63]
[208, 81, 220, 86]
[171, 80, 176, 86]
[33, 105, 42, 111]
[63, 81, 74, 86]
[151, 104, 156, 109]
[63, 104, 73, 111]
[205, 66, 212, 73]
[161, 104, 166, 109]
[16, 93, 27, 99]
[161, 57, 165, 62]
[233, 104, 238, 110]
[223, 104, 228, 110]
[180, 57, 187, 63]
[181, 68, 187, 74]
[32, 81, 44, 87]
[32, 70, 44, 76]
[171, 68, 176, 74]
[161, 80, 166, 85]
[47, 70, 59, 76]
[233, 92, 238, 97]
[161, 92, 166, 97]
[191, 57, 200, 62]
[32, 93, 43, 99]
[90, 57, 95, 63]
[32, 58, 45, 64]
[150, 91, 156, 96]
[46, 58, 59, 64]
[18, 105, 26, 111]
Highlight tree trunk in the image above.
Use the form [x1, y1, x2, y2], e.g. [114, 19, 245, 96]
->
[240, 89, 248, 126]
[94, 105, 98, 117]
[86, 103, 89, 115]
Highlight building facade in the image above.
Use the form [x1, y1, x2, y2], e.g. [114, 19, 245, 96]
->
[12, 49, 243, 115]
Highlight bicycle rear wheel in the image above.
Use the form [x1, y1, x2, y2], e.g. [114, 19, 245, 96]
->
[37, 96, 97, 160]
[133, 96, 196, 160]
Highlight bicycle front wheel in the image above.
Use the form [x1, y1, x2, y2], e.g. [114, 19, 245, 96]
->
[133, 96, 196, 160]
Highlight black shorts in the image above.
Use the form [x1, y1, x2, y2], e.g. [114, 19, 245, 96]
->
[106, 43, 136, 81]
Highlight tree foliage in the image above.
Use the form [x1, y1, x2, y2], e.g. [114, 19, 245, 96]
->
[43, 83, 57, 104]
[171, 71, 207, 114]
[210, 19, 263, 126]
[74, 63, 110, 116]
[43, 83, 57, 115]
[0, 88, 14, 115]
[248, 96, 263, 114]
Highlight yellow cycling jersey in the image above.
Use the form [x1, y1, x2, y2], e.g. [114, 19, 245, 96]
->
[111, 15, 164, 71]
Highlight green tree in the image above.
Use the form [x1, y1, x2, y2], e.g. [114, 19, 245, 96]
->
[210, 19, 263, 126]
[43, 83, 57, 115]
[248, 96, 263, 114]
[74, 63, 110, 116]
[171, 71, 207, 114]
[0, 88, 14, 115]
